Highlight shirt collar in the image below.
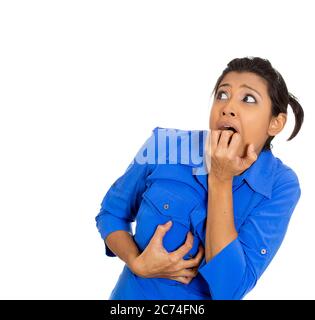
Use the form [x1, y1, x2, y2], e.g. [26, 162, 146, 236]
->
[189, 129, 277, 199]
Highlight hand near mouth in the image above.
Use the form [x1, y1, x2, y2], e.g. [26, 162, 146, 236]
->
[205, 129, 258, 181]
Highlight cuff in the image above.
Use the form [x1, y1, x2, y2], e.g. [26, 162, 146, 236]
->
[96, 211, 132, 257]
[198, 238, 246, 300]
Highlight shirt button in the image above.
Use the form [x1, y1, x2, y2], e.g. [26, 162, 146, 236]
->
[260, 248, 267, 255]
[163, 203, 169, 210]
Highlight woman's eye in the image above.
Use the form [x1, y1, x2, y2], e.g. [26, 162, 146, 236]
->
[243, 95, 256, 103]
[216, 91, 228, 100]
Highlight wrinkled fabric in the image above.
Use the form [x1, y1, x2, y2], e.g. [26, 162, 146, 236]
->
[95, 126, 301, 300]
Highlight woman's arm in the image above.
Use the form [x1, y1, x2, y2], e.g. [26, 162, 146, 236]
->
[96, 127, 204, 284]
[204, 129, 257, 262]
[105, 230, 141, 269]
[199, 129, 300, 299]
[205, 174, 238, 262]
[199, 169, 301, 300]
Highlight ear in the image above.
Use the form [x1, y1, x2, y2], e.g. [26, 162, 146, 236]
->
[268, 113, 287, 136]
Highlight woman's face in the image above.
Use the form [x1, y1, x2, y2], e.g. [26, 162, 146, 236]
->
[209, 71, 275, 156]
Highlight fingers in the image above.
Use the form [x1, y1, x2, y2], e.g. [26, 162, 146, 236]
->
[166, 245, 205, 284]
[172, 267, 198, 278]
[168, 264, 200, 283]
[246, 144, 258, 163]
[181, 245, 205, 269]
[210, 130, 222, 153]
[226, 132, 242, 157]
[170, 231, 194, 260]
[216, 130, 235, 150]
[152, 220, 173, 246]
[236, 143, 258, 170]
[168, 276, 193, 284]
[205, 130, 211, 154]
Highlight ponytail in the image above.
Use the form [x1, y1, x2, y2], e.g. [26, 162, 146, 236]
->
[287, 93, 304, 141]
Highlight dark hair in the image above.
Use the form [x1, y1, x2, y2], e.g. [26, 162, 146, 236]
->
[212, 57, 304, 150]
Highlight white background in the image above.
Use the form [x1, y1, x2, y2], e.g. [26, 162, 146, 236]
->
[0, 0, 313, 299]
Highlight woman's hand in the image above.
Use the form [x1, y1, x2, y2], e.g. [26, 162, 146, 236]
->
[205, 130, 258, 182]
[129, 221, 205, 284]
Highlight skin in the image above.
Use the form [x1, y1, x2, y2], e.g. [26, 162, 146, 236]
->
[204, 71, 287, 261]
[209, 71, 287, 161]
[110, 71, 287, 284]
[106, 226, 204, 284]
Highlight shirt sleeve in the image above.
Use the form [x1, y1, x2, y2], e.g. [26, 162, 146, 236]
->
[198, 168, 301, 300]
[95, 127, 159, 257]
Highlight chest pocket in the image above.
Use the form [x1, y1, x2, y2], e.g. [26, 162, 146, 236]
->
[134, 180, 202, 280]
[143, 181, 197, 228]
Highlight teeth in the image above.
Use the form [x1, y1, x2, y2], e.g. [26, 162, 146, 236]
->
[222, 126, 236, 133]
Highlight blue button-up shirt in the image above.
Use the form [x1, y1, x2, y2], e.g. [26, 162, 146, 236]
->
[95, 126, 301, 300]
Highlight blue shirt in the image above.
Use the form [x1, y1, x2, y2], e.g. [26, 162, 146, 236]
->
[95, 126, 301, 300]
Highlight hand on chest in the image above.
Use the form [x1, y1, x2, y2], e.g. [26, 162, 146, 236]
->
[133, 165, 265, 260]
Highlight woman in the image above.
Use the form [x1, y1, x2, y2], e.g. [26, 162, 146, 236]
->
[95, 56, 304, 300]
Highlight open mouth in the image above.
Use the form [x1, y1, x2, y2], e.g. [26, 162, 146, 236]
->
[219, 125, 238, 133]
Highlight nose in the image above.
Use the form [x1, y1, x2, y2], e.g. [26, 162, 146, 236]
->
[221, 103, 237, 117]
[221, 108, 236, 117]
[222, 110, 236, 117]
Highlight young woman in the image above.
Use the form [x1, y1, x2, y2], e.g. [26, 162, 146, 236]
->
[95, 57, 304, 300]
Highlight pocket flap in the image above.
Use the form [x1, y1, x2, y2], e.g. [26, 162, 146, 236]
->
[142, 181, 198, 227]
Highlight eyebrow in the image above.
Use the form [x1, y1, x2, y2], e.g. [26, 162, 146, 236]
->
[218, 83, 262, 99]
